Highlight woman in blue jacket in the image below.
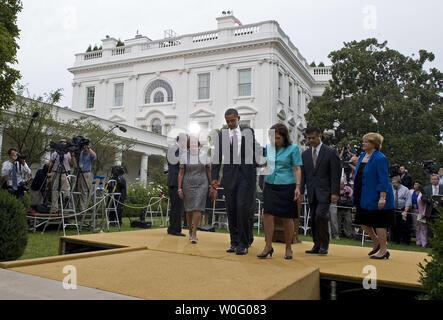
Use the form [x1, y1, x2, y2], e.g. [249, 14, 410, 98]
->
[353, 133, 395, 260]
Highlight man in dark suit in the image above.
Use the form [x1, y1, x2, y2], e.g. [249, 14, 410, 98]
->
[211, 108, 261, 255]
[422, 174, 443, 242]
[301, 126, 341, 255]
[166, 134, 188, 236]
[400, 166, 413, 190]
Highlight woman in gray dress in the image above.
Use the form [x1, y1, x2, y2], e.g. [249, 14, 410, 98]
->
[177, 136, 211, 243]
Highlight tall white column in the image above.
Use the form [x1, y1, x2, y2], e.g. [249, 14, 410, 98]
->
[140, 153, 149, 185]
[114, 150, 123, 165]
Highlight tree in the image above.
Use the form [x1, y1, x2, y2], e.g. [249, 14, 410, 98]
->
[310, 61, 316, 67]
[419, 209, 443, 300]
[305, 38, 443, 180]
[1, 84, 61, 165]
[1, 85, 135, 175]
[0, 0, 23, 115]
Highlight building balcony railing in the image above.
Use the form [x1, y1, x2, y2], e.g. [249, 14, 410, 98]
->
[310, 67, 332, 82]
[72, 20, 323, 78]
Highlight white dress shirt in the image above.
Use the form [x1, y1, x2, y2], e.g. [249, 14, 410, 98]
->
[229, 126, 242, 155]
[433, 185, 440, 196]
[1, 160, 31, 187]
[312, 142, 323, 159]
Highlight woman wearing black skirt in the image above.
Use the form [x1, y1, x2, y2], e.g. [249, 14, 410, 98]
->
[258, 123, 302, 260]
[353, 133, 395, 259]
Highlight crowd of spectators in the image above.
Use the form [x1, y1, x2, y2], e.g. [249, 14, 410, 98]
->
[335, 146, 443, 248]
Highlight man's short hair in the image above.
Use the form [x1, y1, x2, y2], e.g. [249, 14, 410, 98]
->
[176, 133, 188, 142]
[431, 174, 439, 179]
[224, 108, 239, 117]
[7, 148, 18, 155]
[391, 176, 401, 184]
[305, 126, 321, 135]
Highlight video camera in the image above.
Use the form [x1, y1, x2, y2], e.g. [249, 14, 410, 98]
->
[423, 160, 437, 176]
[341, 159, 352, 169]
[389, 164, 400, 178]
[111, 165, 125, 178]
[49, 136, 90, 156]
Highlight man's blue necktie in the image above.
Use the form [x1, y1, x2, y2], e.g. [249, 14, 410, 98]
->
[12, 163, 18, 191]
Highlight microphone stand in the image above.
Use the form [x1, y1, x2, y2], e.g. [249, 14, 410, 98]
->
[91, 125, 127, 148]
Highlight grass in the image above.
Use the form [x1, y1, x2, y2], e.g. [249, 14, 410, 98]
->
[18, 217, 432, 261]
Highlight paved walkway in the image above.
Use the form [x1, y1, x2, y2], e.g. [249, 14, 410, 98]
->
[0, 268, 140, 300]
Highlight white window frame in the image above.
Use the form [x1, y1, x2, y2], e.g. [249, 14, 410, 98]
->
[197, 73, 211, 100]
[238, 68, 252, 97]
[86, 86, 95, 109]
[114, 83, 124, 107]
[151, 118, 162, 135]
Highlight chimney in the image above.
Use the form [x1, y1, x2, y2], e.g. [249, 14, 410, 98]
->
[101, 37, 118, 49]
[216, 11, 240, 29]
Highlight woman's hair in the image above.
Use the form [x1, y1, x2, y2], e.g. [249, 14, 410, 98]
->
[270, 123, 291, 147]
[187, 135, 201, 149]
[363, 132, 384, 150]
[413, 180, 422, 186]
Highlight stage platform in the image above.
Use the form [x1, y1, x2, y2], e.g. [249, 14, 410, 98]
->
[0, 229, 427, 300]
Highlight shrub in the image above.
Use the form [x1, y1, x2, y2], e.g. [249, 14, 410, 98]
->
[124, 182, 168, 218]
[418, 207, 443, 300]
[0, 190, 28, 261]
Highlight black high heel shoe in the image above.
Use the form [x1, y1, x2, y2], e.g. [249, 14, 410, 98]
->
[284, 254, 293, 260]
[257, 248, 274, 259]
[370, 251, 390, 260]
[368, 244, 380, 256]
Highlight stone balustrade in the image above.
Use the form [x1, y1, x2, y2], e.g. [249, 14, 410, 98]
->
[72, 20, 319, 76]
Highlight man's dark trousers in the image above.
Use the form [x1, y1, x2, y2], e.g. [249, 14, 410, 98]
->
[224, 170, 255, 249]
[168, 186, 184, 234]
[392, 209, 412, 245]
[310, 195, 330, 251]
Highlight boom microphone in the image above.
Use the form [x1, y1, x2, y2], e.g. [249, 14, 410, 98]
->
[117, 125, 127, 133]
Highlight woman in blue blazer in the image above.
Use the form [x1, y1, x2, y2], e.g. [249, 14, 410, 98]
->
[353, 133, 395, 260]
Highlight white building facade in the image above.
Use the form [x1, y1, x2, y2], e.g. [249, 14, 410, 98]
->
[69, 13, 332, 146]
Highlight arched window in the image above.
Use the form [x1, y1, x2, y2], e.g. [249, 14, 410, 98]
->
[145, 80, 173, 104]
[153, 91, 164, 103]
[151, 118, 162, 134]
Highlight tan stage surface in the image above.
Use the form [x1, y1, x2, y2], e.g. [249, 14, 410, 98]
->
[0, 229, 427, 300]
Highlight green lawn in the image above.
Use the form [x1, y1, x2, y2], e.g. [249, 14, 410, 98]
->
[18, 218, 432, 261]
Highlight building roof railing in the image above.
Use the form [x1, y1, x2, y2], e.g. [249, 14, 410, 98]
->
[71, 20, 331, 83]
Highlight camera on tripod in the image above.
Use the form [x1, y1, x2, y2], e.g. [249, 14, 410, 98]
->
[389, 164, 400, 178]
[49, 136, 90, 155]
[423, 160, 437, 176]
[111, 165, 125, 178]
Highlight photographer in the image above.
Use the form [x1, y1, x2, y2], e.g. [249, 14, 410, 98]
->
[422, 174, 443, 244]
[29, 162, 50, 210]
[337, 180, 354, 239]
[1, 148, 31, 202]
[108, 166, 126, 226]
[75, 144, 96, 212]
[48, 139, 75, 214]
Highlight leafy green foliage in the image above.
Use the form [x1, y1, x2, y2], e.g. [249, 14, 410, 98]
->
[1, 85, 135, 175]
[116, 39, 124, 47]
[0, 190, 28, 261]
[419, 209, 443, 300]
[0, 0, 22, 114]
[147, 154, 167, 186]
[124, 182, 168, 217]
[306, 38, 443, 181]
